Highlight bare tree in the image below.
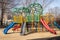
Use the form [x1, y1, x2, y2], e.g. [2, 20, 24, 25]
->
[0, 0, 54, 25]
[0, 0, 22, 25]
[48, 7, 60, 18]
[42, 0, 54, 9]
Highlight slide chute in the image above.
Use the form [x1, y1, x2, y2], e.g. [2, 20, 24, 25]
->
[40, 19, 56, 34]
[3, 22, 15, 34]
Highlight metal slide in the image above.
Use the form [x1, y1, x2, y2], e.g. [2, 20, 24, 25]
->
[40, 19, 56, 34]
[20, 22, 26, 35]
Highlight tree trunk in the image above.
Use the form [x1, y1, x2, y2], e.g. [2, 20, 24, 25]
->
[1, 0, 4, 25]
[1, 9, 4, 25]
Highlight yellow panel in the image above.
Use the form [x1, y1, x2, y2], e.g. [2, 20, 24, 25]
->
[13, 16, 17, 22]
[18, 15, 23, 23]
[51, 17, 54, 22]
[44, 17, 49, 24]
[23, 17, 26, 22]
[13, 15, 24, 23]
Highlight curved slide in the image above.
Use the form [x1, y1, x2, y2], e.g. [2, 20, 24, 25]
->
[3, 22, 15, 34]
[54, 21, 60, 29]
[12, 24, 20, 31]
[40, 19, 56, 34]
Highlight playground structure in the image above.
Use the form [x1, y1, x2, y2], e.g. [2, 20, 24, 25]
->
[3, 3, 60, 35]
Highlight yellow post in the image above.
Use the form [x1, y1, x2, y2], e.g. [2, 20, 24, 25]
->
[44, 16, 48, 32]
[37, 14, 40, 32]
[41, 15, 46, 32]
[31, 8, 34, 32]
[51, 15, 54, 28]
[37, 22, 40, 32]
[31, 14, 34, 32]
[43, 14, 50, 32]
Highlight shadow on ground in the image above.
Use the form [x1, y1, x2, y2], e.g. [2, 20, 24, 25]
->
[28, 36, 60, 40]
[7, 32, 20, 34]
[0, 25, 6, 28]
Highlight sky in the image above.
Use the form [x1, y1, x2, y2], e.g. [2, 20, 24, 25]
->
[0, 0, 60, 14]
[14, 0, 60, 13]
[43, 0, 60, 13]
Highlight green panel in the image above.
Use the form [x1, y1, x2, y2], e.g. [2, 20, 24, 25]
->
[34, 14, 39, 22]
[26, 14, 32, 22]
[28, 3, 43, 15]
